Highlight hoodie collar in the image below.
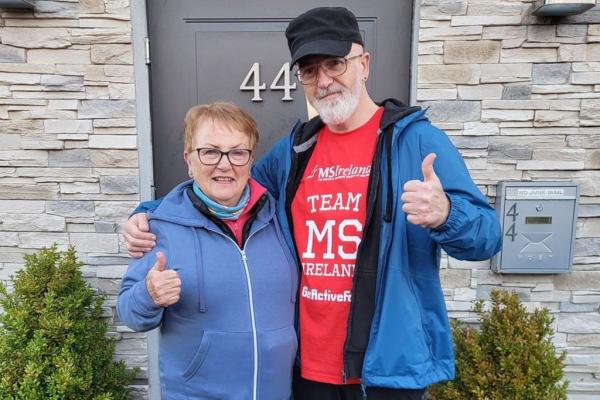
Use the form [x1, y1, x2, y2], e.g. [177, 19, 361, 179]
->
[377, 98, 421, 132]
[148, 179, 274, 228]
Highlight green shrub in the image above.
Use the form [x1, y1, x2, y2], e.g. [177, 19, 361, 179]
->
[0, 245, 137, 400]
[429, 289, 568, 400]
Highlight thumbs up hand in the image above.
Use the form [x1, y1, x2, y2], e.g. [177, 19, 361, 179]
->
[145, 251, 181, 307]
[401, 153, 450, 229]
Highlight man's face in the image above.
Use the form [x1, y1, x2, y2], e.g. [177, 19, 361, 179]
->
[298, 46, 366, 126]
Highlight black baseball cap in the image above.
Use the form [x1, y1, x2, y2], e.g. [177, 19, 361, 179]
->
[285, 7, 364, 66]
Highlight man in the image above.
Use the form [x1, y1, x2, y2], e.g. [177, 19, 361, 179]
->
[124, 7, 502, 400]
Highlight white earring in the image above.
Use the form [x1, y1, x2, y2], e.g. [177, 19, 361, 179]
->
[188, 170, 193, 177]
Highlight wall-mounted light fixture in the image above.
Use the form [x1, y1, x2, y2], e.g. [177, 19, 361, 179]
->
[0, 0, 34, 9]
[532, 0, 597, 16]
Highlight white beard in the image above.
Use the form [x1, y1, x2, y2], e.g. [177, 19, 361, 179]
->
[309, 71, 362, 126]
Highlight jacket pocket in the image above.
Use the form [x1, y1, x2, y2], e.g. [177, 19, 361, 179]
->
[365, 268, 431, 375]
[183, 331, 253, 399]
[413, 272, 453, 361]
[182, 331, 210, 381]
[257, 325, 297, 400]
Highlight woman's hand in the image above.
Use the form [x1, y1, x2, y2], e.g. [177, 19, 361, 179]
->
[146, 252, 181, 307]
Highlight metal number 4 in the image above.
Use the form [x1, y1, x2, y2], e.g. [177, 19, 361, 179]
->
[270, 62, 296, 101]
[240, 62, 266, 102]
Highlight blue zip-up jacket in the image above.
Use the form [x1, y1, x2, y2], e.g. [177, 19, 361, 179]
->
[118, 180, 298, 400]
[251, 99, 502, 389]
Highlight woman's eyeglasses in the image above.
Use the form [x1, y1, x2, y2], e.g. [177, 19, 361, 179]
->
[195, 148, 253, 166]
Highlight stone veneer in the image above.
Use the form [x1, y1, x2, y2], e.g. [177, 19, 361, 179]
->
[419, 1, 600, 399]
[0, 0, 145, 398]
[0, 0, 598, 399]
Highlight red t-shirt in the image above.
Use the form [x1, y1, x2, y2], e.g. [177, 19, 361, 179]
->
[291, 108, 383, 384]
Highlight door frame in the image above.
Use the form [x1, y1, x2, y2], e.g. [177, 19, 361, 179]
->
[131, 2, 160, 400]
[130, 1, 421, 399]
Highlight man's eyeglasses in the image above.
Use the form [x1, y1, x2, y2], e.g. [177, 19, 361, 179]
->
[196, 148, 253, 166]
[294, 54, 363, 85]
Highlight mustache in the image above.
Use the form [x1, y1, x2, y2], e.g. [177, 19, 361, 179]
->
[315, 86, 344, 100]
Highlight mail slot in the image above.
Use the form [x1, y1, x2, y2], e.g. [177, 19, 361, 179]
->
[492, 181, 579, 274]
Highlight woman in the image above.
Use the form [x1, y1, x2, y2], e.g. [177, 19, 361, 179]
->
[117, 101, 298, 400]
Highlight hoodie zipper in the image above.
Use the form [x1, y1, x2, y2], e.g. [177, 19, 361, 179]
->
[213, 226, 267, 400]
[240, 249, 259, 400]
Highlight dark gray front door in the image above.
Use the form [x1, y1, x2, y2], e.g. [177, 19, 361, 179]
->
[147, 0, 414, 197]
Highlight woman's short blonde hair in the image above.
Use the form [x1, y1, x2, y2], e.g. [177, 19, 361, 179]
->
[183, 101, 259, 153]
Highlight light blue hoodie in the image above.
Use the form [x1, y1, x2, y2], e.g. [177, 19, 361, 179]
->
[117, 180, 298, 400]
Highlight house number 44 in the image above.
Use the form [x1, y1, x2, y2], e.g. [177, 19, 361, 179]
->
[240, 62, 297, 102]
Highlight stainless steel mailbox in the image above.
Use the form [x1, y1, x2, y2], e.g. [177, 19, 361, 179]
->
[492, 181, 579, 274]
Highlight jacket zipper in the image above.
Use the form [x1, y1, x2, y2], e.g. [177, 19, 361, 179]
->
[213, 226, 267, 400]
[240, 249, 259, 400]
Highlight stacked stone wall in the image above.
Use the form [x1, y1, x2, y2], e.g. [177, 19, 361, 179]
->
[419, 1, 600, 398]
[0, 1, 146, 398]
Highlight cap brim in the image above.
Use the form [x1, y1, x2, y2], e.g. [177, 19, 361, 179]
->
[291, 40, 353, 66]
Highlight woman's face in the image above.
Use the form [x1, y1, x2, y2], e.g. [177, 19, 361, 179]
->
[184, 119, 253, 207]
